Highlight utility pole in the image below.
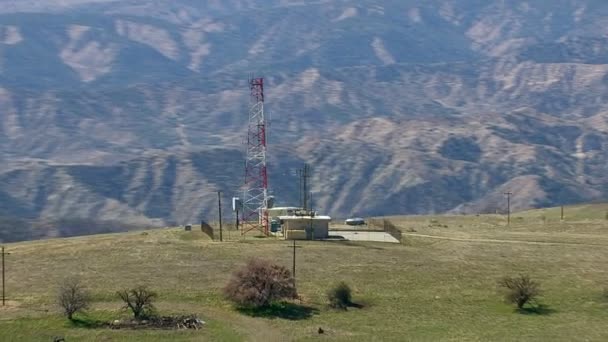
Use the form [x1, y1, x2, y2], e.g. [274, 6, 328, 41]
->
[504, 192, 512, 226]
[309, 191, 313, 215]
[298, 164, 311, 211]
[218, 191, 223, 242]
[287, 240, 303, 286]
[303, 164, 308, 211]
[561, 206, 564, 221]
[2, 246, 9, 306]
[292, 239, 296, 286]
[297, 168, 303, 209]
[309, 191, 314, 239]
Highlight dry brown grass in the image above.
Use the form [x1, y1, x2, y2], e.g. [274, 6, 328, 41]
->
[1, 213, 608, 341]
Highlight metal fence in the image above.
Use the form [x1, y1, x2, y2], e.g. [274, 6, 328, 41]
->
[200, 220, 215, 240]
[368, 218, 402, 243]
[383, 219, 402, 243]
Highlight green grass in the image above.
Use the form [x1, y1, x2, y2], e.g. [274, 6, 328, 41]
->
[1, 209, 608, 341]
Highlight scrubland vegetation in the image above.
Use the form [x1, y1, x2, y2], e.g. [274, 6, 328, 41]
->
[1, 206, 608, 340]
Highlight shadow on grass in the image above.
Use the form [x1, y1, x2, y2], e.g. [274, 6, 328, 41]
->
[516, 304, 556, 315]
[349, 302, 365, 309]
[237, 302, 319, 320]
[69, 316, 106, 329]
[329, 301, 367, 310]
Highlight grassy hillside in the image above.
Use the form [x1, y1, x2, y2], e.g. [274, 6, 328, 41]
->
[1, 212, 608, 341]
[517, 203, 608, 221]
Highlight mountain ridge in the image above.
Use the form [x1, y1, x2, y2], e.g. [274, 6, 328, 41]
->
[1, 0, 608, 240]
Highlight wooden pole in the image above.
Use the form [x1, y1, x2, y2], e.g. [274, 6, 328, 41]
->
[298, 168, 303, 209]
[2, 246, 4, 306]
[218, 191, 223, 242]
[504, 192, 512, 226]
[2, 246, 6, 306]
[309, 191, 314, 240]
[292, 239, 296, 286]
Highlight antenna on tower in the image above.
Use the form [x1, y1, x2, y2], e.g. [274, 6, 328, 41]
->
[241, 76, 270, 235]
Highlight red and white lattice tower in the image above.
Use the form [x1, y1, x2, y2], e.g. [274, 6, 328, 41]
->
[242, 77, 269, 235]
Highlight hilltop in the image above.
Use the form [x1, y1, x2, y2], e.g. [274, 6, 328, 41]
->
[2, 208, 608, 340]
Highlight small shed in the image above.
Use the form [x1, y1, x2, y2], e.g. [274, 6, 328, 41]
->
[278, 215, 331, 240]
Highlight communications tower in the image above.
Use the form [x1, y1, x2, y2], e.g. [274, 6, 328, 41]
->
[241, 77, 269, 235]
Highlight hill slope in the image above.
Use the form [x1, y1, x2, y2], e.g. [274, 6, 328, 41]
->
[2, 215, 608, 340]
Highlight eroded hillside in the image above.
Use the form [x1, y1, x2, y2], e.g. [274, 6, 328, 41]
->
[1, 0, 608, 238]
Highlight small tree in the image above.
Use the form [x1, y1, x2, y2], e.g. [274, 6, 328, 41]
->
[327, 282, 352, 309]
[498, 275, 541, 309]
[224, 258, 297, 308]
[57, 277, 91, 320]
[117, 286, 157, 320]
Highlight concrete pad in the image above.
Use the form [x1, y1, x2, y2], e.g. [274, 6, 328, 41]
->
[329, 230, 400, 243]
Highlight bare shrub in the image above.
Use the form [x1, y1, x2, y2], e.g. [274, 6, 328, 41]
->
[117, 286, 157, 319]
[224, 258, 297, 308]
[57, 277, 91, 320]
[498, 275, 541, 309]
[327, 282, 352, 309]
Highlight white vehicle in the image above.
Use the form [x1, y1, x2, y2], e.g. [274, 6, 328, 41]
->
[345, 217, 366, 226]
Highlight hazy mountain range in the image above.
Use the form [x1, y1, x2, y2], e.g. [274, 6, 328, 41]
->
[1, 0, 608, 240]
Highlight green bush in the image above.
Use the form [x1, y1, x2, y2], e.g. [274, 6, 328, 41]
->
[327, 282, 352, 309]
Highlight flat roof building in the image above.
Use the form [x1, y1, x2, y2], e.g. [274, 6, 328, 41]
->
[278, 215, 331, 240]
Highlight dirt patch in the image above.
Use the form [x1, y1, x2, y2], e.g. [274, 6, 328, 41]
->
[107, 315, 205, 330]
[0, 300, 21, 311]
